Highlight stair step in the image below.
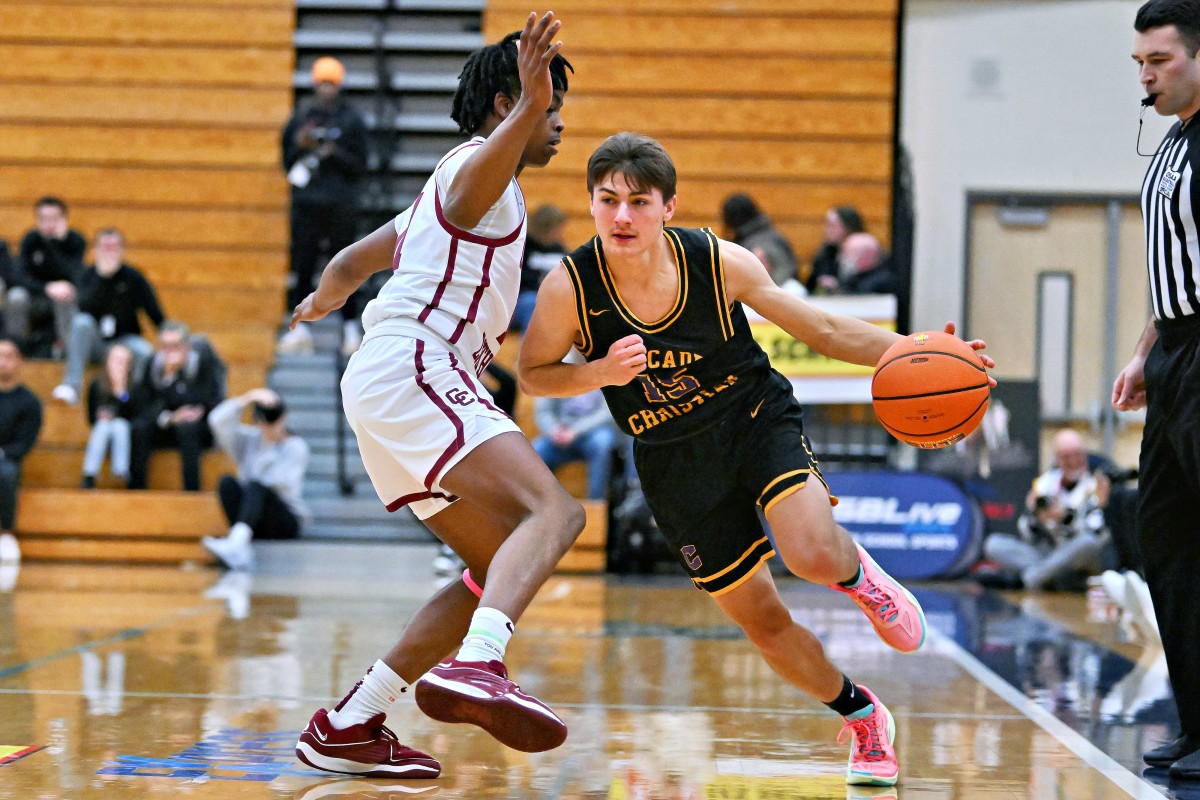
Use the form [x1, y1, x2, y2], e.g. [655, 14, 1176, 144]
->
[390, 73, 459, 94]
[395, 113, 459, 134]
[304, 522, 430, 542]
[297, 0, 386, 8]
[293, 69, 381, 91]
[381, 31, 482, 52]
[294, 30, 376, 50]
[396, 0, 485, 11]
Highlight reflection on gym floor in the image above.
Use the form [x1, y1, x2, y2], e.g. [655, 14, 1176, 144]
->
[0, 542, 1185, 799]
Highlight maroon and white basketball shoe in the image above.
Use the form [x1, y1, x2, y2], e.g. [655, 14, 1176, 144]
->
[414, 658, 568, 752]
[295, 709, 440, 778]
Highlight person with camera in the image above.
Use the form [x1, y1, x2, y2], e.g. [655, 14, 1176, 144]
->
[202, 387, 309, 570]
[982, 428, 1111, 590]
[278, 56, 370, 357]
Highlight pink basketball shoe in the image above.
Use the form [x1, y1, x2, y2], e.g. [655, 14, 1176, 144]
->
[830, 543, 927, 653]
[837, 686, 899, 786]
[414, 658, 568, 752]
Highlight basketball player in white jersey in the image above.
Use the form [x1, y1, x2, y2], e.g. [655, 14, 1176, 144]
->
[288, 13, 580, 778]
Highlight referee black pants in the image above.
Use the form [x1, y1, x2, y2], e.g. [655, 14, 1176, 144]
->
[1138, 315, 1200, 738]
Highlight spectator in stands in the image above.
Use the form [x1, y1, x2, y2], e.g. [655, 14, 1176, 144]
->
[5, 197, 87, 357]
[0, 239, 14, 337]
[721, 194, 802, 292]
[835, 232, 896, 295]
[807, 205, 864, 295]
[0, 336, 44, 564]
[531, 390, 619, 501]
[202, 388, 309, 570]
[512, 203, 569, 332]
[983, 428, 1111, 590]
[52, 228, 165, 405]
[79, 343, 139, 489]
[277, 56, 370, 357]
[128, 321, 226, 492]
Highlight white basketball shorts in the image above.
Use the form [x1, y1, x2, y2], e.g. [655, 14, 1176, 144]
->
[341, 322, 519, 520]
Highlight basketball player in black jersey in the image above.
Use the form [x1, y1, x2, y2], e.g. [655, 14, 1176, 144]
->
[519, 132, 995, 787]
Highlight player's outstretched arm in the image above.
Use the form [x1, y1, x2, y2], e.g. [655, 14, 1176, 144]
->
[290, 219, 395, 328]
[518, 265, 646, 397]
[722, 239, 900, 366]
[442, 12, 563, 230]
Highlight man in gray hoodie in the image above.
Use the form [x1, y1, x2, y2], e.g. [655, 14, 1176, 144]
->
[203, 388, 309, 570]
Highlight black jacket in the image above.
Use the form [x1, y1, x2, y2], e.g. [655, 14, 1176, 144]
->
[134, 343, 226, 427]
[14, 229, 86, 291]
[281, 99, 369, 206]
[842, 253, 897, 295]
[87, 378, 142, 426]
[77, 263, 166, 340]
[0, 384, 42, 463]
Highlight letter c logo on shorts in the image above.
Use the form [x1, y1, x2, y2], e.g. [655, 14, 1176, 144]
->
[446, 388, 475, 407]
[681, 544, 702, 571]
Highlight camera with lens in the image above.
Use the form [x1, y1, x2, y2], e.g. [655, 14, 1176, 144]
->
[309, 126, 341, 146]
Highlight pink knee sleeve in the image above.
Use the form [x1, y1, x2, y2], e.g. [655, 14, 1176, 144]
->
[462, 568, 483, 598]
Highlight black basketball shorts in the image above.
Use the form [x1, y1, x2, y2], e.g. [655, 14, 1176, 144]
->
[633, 379, 832, 596]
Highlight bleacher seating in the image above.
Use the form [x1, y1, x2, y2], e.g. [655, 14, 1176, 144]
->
[4, 0, 292, 563]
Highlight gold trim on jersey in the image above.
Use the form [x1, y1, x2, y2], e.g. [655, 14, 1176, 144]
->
[694, 535, 773, 584]
[707, 555, 773, 597]
[762, 483, 806, 516]
[596, 231, 687, 334]
[757, 469, 811, 507]
[704, 227, 734, 340]
[562, 254, 594, 357]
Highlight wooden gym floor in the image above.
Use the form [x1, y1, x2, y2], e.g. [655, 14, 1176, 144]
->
[0, 542, 1189, 800]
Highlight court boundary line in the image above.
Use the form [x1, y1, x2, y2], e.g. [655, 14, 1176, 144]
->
[0, 687, 1027, 720]
[928, 627, 1165, 800]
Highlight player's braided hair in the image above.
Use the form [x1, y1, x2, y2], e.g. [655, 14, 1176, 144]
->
[450, 31, 573, 136]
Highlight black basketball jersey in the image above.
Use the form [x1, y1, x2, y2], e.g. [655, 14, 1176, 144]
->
[562, 226, 776, 442]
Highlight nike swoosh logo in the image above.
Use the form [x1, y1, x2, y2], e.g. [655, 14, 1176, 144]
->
[315, 727, 328, 742]
[587, 308, 609, 316]
[751, 399, 765, 418]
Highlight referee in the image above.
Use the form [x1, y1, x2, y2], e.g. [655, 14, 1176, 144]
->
[1113, 0, 1200, 780]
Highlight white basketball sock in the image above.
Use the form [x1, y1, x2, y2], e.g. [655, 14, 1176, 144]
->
[326, 660, 409, 729]
[455, 607, 514, 663]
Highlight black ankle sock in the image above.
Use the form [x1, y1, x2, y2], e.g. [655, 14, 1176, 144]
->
[825, 675, 872, 718]
[837, 564, 864, 589]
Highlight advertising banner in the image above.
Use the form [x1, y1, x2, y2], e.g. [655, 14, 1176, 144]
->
[825, 470, 985, 580]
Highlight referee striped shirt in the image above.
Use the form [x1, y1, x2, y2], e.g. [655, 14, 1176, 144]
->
[1142, 117, 1200, 321]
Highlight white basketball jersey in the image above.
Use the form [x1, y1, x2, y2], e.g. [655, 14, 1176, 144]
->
[361, 137, 527, 375]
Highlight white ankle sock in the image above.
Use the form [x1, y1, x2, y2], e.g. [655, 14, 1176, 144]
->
[456, 607, 514, 663]
[228, 522, 253, 547]
[327, 660, 409, 729]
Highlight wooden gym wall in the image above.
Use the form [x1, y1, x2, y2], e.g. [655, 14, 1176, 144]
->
[484, 0, 899, 265]
[0, 0, 295, 367]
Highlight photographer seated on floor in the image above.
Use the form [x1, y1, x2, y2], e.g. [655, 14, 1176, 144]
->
[982, 429, 1111, 591]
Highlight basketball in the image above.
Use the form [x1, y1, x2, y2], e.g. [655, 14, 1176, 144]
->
[871, 331, 990, 449]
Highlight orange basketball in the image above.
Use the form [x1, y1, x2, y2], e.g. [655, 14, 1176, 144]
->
[871, 331, 990, 449]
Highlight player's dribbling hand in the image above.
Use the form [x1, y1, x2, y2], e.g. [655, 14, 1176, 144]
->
[599, 333, 647, 386]
[515, 11, 562, 114]
[942, 321, 998, 387]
